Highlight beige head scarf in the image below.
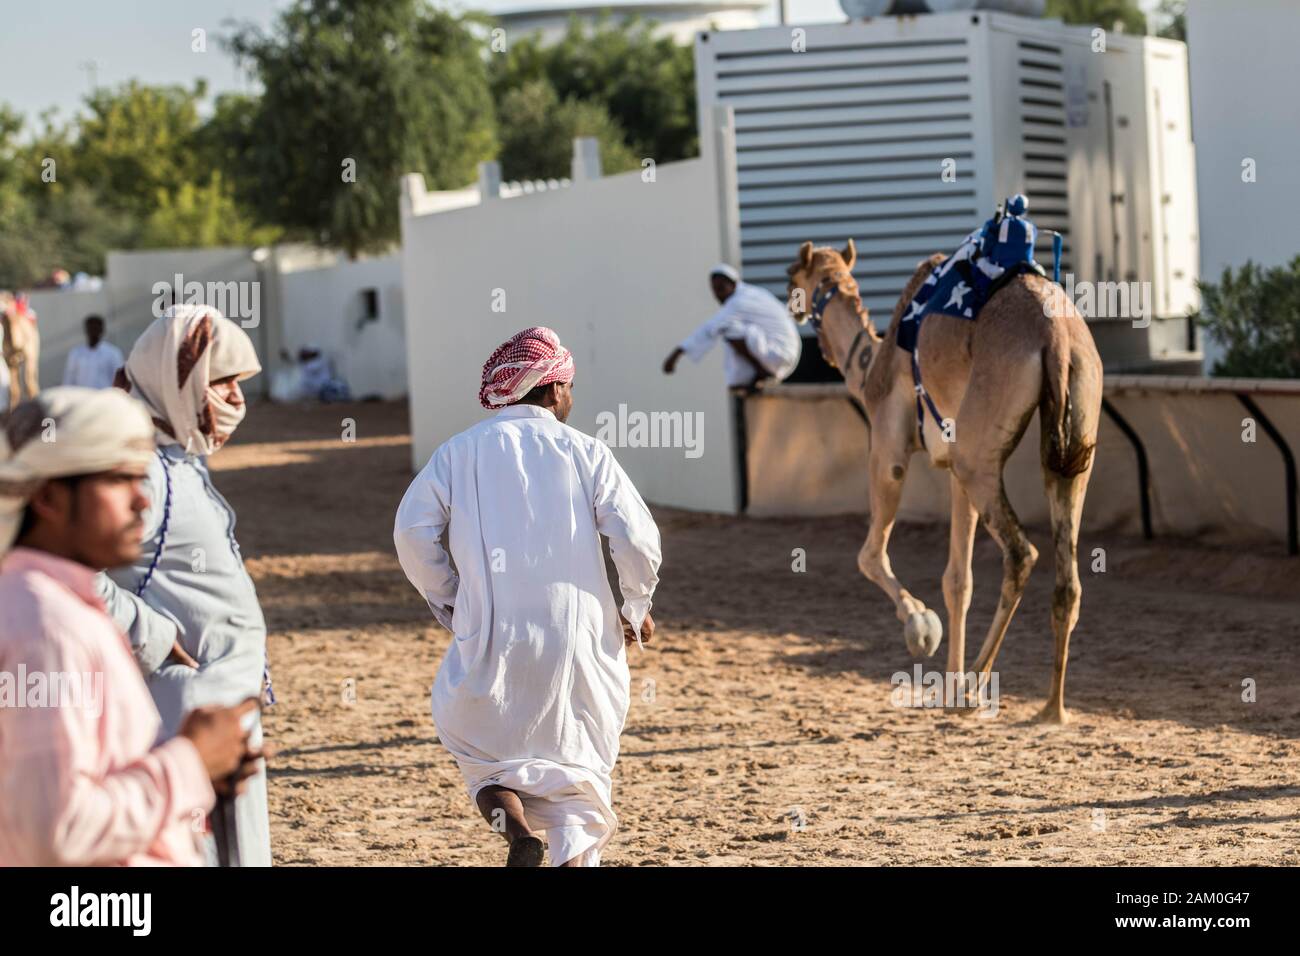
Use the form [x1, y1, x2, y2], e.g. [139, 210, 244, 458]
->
[123, 304, 261, 456]
[0, 386, 156, 557]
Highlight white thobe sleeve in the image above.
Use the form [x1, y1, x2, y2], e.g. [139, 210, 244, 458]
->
[62, 349, 80, 386]
[678, 299, 741, 363]
[394, 445, 459, 630]
[591, 444, 661, 644]
[97, 573, 182, 675]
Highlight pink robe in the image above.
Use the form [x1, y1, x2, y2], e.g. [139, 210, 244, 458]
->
[0, 547, 214, 866]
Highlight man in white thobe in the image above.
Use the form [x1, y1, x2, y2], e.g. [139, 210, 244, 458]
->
[663, 263, 802, 388]
[394, 326, 661, 867]
[62, 315, 125, 390]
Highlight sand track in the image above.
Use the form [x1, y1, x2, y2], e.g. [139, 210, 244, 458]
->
[217, 401, 1299, 866]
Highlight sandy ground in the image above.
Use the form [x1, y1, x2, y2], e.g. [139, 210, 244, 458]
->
[214, 400, 1300, 866]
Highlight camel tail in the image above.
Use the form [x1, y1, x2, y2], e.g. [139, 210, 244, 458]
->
[1040, 327, 1094, 478]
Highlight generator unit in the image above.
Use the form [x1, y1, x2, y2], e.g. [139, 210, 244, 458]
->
[694, 11, 1200, 371]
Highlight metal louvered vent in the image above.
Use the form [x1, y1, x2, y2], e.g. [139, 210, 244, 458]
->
[714, 36, 981, 318]
[1017, 39, 1072, 274]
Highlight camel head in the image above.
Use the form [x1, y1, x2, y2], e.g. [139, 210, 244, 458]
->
[785, 239, 872, 369]
[0, 292, 34, 324]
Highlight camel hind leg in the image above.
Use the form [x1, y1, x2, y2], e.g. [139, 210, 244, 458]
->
[950, 378, 1040, 692]
[959, 470, 1037, 680]
[1037, 466, 1091, 724]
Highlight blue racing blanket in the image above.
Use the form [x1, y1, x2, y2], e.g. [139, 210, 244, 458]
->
[897, 197, 1043, 353]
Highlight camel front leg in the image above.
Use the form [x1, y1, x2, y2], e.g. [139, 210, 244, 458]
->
[858, 442, 942, 657]
[22, 356, 38, 400]
[7, 364, 20, 411]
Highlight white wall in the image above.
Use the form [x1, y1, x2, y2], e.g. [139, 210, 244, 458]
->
[1187, 0, 1300, 371]
[400, 137, 742, 512]
[277, 252, 407, 400]
[745, 379, 1300, 547]
[23, 246, 409, 402]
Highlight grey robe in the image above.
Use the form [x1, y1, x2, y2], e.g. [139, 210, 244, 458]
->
[98, 442, 271, 866]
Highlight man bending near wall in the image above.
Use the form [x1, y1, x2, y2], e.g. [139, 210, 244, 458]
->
[662, 263, 801, 388]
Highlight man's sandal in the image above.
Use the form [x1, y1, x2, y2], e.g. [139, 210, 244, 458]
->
[506, 834, 545, 867]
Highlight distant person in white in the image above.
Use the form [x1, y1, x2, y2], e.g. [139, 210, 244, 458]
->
[393, 326, 661, 867]
[62, 316, 124, 390]
[0, 323, 9, 413]
[663, 263, 802, 388]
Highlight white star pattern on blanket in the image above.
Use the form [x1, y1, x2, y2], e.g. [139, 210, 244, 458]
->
[946, 281, 971, 310]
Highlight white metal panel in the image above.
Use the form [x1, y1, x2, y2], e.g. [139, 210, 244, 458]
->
[1017, 37, 1073, 273]
[1145, 42, 1200, 321]
[695, 15, 989, 318]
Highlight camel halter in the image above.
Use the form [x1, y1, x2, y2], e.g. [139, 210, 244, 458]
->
[805, 271, 872, 373]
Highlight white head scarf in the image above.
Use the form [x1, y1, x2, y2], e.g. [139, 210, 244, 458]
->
[0, 386, 156, 557]
[123, 305, 261, 456]
[710, 263, 740, 283]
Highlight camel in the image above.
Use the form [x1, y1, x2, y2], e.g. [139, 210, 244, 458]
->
[1, 292, 40, 412]
[785, 239, 1102, 723]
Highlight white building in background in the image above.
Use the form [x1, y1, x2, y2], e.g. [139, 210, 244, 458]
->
[23, 245, 409, 403]
[495, 0, 771, 44]
[1186, 0, 1300, 374]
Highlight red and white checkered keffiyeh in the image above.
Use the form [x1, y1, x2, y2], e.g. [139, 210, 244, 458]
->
[479, 327, 575, 409]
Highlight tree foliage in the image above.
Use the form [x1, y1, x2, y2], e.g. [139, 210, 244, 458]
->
[1045, 0, 1148, 34]
[72, 81, 208, 220]
[138, 174, 280, 250]
[226, 0, 496, 256]
[496, 80, 638, 182]
[491, 14, 698, 166]
[1153, 0, 1187, 41]
[0, 83, 275, 287]
[1196, 259, 1300, 379]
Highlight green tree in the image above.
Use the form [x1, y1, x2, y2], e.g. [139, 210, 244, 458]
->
[491, 14, 698, 165]
[1153, 0, 1187, 41]
[1045, 0, 1148, 34]
[497, 80, 638, 182]
[0, 106, 134, 287]
[227, 0, 497, 257]
[1195, 259, 1300, 379]
[33, 185, 138, 275]
[0, 82, 280, 285]
[138, 174, 280, 250]
[72, 81, 209, 220]
[190, 93, 262, 200]
[0, 106, 22, 207]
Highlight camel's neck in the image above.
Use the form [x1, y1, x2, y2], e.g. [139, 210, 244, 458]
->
[819, 294, 878, 394]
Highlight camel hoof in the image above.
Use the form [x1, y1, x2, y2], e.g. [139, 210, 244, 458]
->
[922, 610, 942, 655]
[1033, 703, 1070, 725]
[903, 611, 942, 658]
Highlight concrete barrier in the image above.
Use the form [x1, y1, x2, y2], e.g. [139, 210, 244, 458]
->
[743, 377, 1300, 551]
